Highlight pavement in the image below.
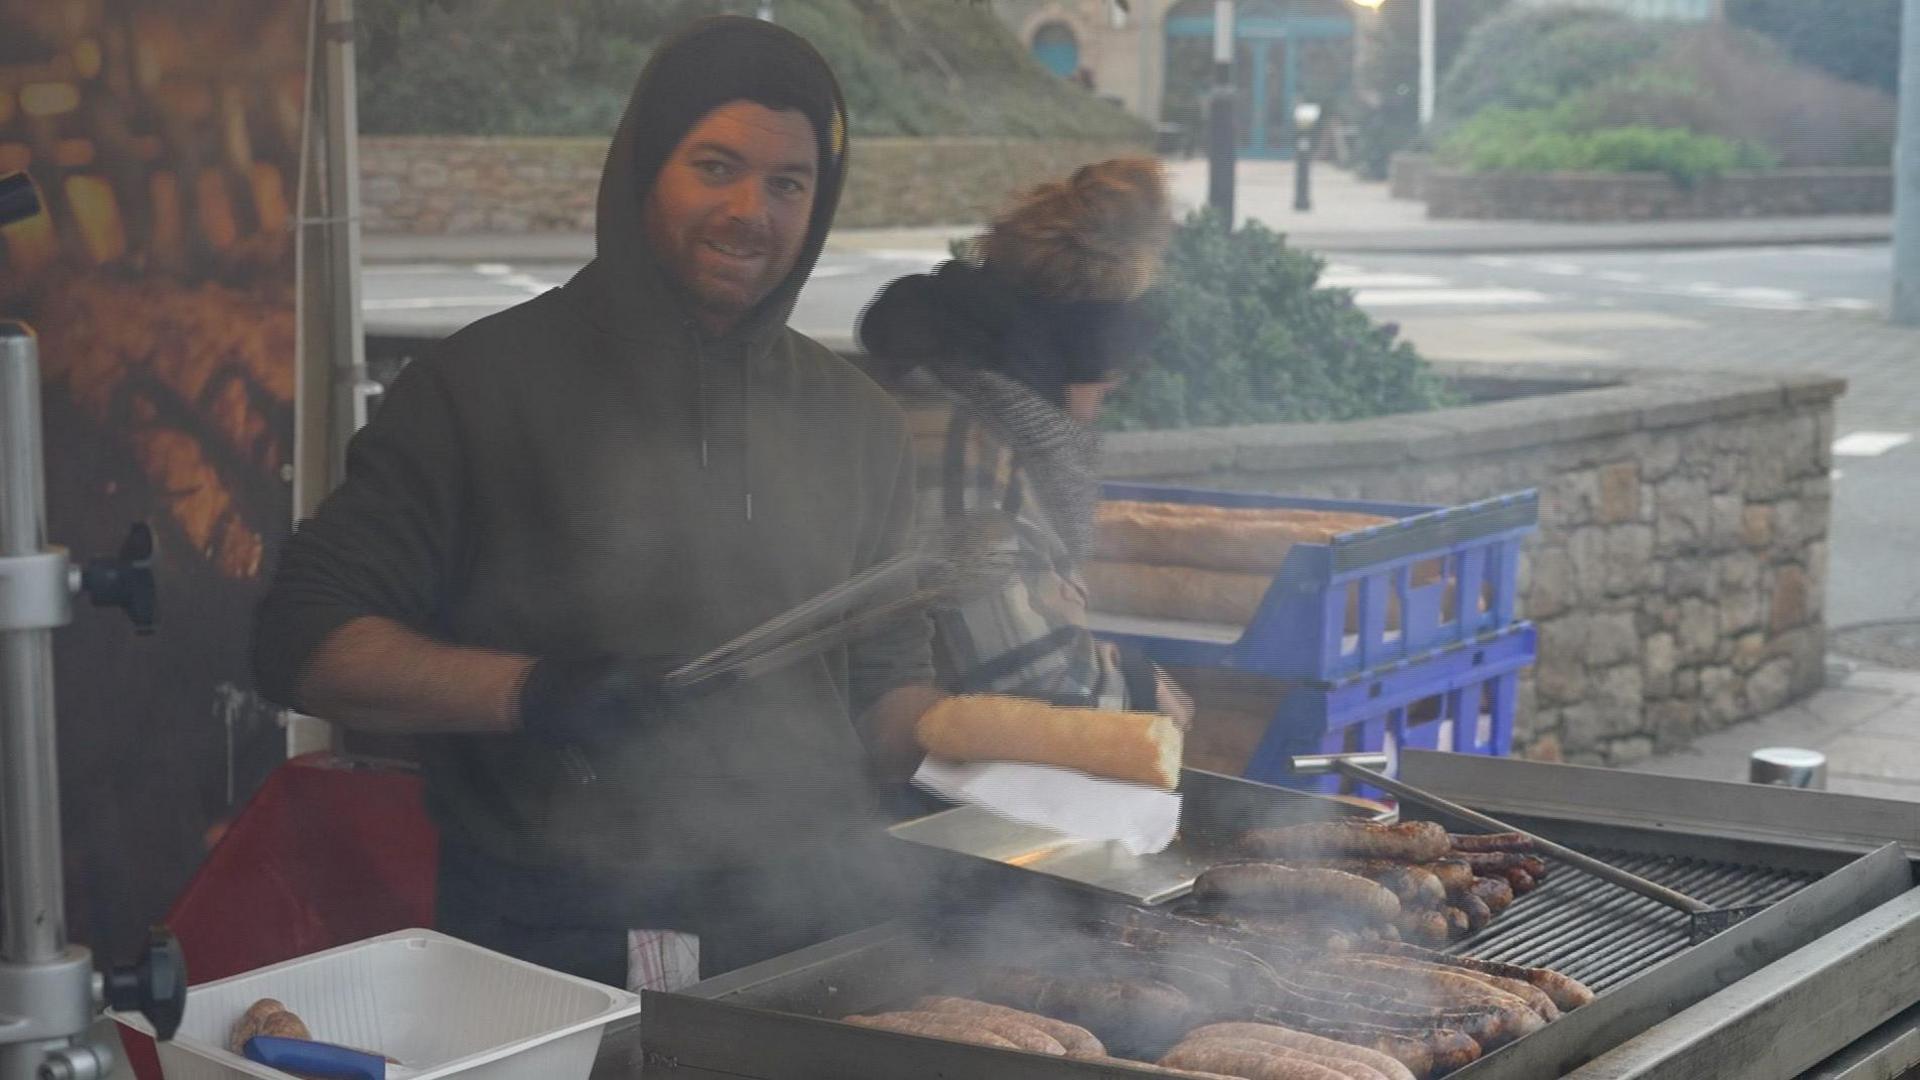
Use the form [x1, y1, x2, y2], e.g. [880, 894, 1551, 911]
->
[360, 158, 1896, 264]
[1625, 661, 1920, 801]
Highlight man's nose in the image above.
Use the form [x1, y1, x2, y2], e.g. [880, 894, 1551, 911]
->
[724, 178, 768, 223]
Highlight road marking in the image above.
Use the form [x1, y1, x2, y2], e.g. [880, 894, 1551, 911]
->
[1321, 269, 1450, 289]
[1353, 287, 1551, 307]
[1594, 270, 1648, 284]
[473, 262, 514, 275]
[1823, 298, 1879, 312]
[1470, 256, 1519, 268]
[1833, 432, 1913, 458]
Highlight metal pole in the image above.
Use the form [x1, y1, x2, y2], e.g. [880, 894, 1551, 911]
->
[0, 325, 67, 967]
[1206, 0, 1236, 225]
[1417, 0, 1435, 129]
[1894, 0, 1920, 324]
[321, 0, 369, 488]
[1294, 118, 1313, 212]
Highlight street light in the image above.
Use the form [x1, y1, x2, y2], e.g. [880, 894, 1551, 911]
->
[1293, 101, 1322, 212]
[1347, 0, 1434, 128]
[1206, 0, 1237, 225]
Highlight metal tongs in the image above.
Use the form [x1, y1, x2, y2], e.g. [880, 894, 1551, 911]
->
[1290, 751, 1772, 944]
[661, 520, 1020, 695]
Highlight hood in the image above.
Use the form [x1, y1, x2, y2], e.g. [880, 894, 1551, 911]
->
[567, 15, 849, 354]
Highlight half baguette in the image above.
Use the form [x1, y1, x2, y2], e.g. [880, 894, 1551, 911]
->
[917, 694, 1183, 790]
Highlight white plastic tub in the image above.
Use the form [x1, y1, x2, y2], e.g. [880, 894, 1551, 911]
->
[112, 928, 642, 1080]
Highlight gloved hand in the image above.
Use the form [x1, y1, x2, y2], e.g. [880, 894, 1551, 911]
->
[515, 654, 690, 749]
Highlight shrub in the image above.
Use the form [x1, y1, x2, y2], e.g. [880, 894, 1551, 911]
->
[1725, 0, 1901, 95]
[1437, 7, 1663, 129]
[1439, 107, 1773, 185]
[1103, 212, 1457, 432]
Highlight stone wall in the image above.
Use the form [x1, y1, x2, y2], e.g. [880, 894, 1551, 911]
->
[358, 135, 1153, 234]
[1423, 166, 1892, 222]
[1388, 151, 1431, 201]
[1088, 363, 1844, 766]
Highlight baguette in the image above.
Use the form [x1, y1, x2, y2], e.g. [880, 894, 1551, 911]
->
[1097, 507, 1377, 574]
[916, 694, 1183, 790]
[1085, 561, 1270, 625]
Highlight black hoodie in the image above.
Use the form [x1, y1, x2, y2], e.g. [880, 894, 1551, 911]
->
[253, 19, 931, 941]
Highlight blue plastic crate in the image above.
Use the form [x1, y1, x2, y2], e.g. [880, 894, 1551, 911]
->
[1239, 623, 1537, 796]
[1091, 483, 1538, 682]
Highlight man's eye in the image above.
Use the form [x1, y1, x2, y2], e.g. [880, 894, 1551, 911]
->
[695, 160, 731, 179]
[771, 177, 807, 197]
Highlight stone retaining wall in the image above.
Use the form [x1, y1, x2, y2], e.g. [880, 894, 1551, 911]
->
[1091, 363, 1845, 766]
[358, 135, 1152, 234]
[1388, 151, 1431, 201]
[1423, 166, 1891, 222]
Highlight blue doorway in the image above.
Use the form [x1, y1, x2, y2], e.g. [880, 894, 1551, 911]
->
[1032, 22, 1081, 79]
[1163, 2, 1353, 159]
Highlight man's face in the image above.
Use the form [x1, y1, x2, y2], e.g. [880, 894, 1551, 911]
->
[643, 100, 819, 335]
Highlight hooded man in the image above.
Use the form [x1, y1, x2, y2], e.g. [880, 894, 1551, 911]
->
[252, 17, 942, 990]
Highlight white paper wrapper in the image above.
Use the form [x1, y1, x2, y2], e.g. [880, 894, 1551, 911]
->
[910, 757, 1182, 855]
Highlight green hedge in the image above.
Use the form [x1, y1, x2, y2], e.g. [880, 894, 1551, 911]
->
[1439, 107, 1774, 185]
[1438, 7, 1665, 129]
[1104, 213, 1457, 431]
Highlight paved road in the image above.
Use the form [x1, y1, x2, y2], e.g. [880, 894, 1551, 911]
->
[362, 242, 1916, 629]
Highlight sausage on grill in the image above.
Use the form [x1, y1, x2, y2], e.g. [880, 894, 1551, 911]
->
[1358, 942, 1596, 1011]
[1504, 867, 1538, 895]
[1284, 860, 1448, 910]
[1251, 1012, 1477, 1077]
[913, 997, 1093, 1055]
[1160, 1041, 1354, 1080]
[842, 1012, 1019, 1050]
[1195, 863, 1402, 923]
[1448, 832, 1537, 853]
[1237, 822, 1452, 864]
[1467, 875, 1515, 914]
[1172, 1036, 1393, 1080]
[1451, 892, 1493, 933]
[1185, 1023, 1418, 1080]
[1342, 956, 1558, 1022]
[1461, 852, 1550, 880]
[1420, 860, 1478, 898]
[1395, 908, 1453, 948]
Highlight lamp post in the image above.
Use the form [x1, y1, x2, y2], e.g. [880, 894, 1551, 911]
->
[1207, 0, 1237, 225]
[1347, 0, 1432, 128]
[1293, 101, 1322, 211]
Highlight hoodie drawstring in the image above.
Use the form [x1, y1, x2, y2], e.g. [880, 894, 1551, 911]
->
[690, 326, 755, 522]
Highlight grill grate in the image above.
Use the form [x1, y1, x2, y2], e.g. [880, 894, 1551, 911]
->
[1448, 849, 1821, 992]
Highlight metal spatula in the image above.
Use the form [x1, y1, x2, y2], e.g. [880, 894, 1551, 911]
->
[1289, 752, 1772, 944]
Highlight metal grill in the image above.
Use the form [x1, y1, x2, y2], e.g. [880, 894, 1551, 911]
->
[1451, 849, 1822, 993]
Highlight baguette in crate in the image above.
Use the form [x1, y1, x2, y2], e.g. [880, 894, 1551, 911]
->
[1086, 483, 1537, 791]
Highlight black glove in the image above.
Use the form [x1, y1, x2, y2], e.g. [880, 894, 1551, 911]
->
[516, 655, 686, 749]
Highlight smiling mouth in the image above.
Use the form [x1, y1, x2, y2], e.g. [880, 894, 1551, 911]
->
[704, 239, 766, 260]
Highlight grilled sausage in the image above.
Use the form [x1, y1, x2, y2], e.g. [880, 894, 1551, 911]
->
[1160, 1042, 1353, 1080]
[1285, 861, 1448, 910]
[1448, 832, 1536, 853]
[1086, 1056, 1243, 1078]
[1249, 1012, 1477, 1078]
[1357, 941, 1597, 1011]
[1343, 956, 1558, 1022]
[977, 969, 1196, 1052]
[1319, 958, 1548, 1043]
[1419, 860, 1477, 897]
[842, 1012, 1019, 1050]
[1395, 908, 1453, 947]
[1277, 968, 1512, 1048]
[1195, 863, 1402, 923]
[915, 996, 1104, 1057]
[1461, 852, 1550, 880]
[1172, 1037, 1392, 1080]
[1182, 912, 1367, 953]
[1237, 822, 1452, 863]
[1467, 875, 1514, 914]
[910, 999, 1082, 1045]
[1451, 892, 1493, 933]
[1440, 904, 1472, 941]
[1185, 1023, 1418, 1080]
[1504, 867, 1537, 895]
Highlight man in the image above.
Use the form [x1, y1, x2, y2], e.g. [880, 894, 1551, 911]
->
[253, 17, 941, 990]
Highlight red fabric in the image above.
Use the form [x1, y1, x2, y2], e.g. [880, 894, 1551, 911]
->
[120, 753, 438, 1078]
